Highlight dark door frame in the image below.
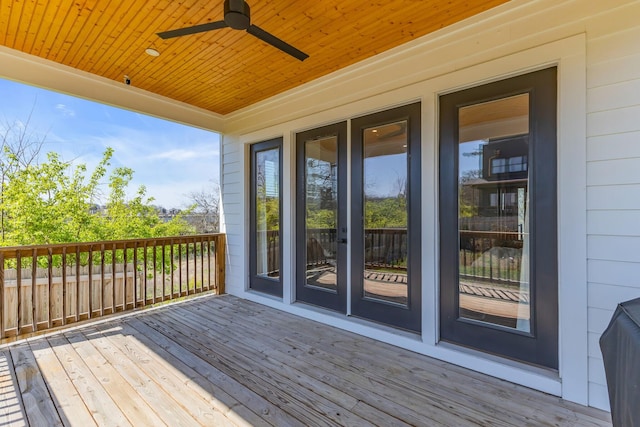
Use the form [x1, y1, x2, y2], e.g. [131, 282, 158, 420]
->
[249, 137, 283, 297]
[295, 122, 348, 312]
[439, 67, 558, 369]
[351, 102, 422, 332]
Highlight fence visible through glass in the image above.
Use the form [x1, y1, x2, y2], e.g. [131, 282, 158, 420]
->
[457, 93, 531, 331]
[304, 136, 339, 291]
[362, 121, 409, 306]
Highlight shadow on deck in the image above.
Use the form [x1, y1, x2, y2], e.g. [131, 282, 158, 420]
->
[0, 294, 611, 426]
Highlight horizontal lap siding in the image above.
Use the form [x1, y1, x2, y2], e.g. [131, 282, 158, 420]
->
[221, 140, 245, 294]
[586, 2, 640, 411]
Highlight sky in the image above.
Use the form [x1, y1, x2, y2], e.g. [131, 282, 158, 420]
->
[0, 78, 220, 209]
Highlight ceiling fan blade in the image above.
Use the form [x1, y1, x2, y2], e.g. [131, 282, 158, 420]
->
[247, 25, 308, 61]
[158, 21, 228, 39]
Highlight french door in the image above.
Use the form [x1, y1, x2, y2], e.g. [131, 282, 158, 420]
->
[295, 103, 421, 332]
[439, 68, 558, 368]
[296, 122, 348, 312]
[351, 103, 422, 332]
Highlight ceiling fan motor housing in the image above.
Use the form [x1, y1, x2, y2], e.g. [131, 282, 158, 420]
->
[225, 0, 251, 30]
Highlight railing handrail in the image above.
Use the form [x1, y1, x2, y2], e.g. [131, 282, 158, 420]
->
[0, 233, 225, 259]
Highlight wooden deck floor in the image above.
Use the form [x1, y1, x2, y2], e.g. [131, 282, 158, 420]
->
[0, 294, 611, 426]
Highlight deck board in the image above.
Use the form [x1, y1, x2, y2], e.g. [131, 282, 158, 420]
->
[90, 323, 234, 426]
[0, 294, 612, 426]
[0, 350, 27, 427]
[46, 333, 132, 426]
[27, 338, 97, 427]
[160, 305, 387, 427]
[9, 344, 62, 426]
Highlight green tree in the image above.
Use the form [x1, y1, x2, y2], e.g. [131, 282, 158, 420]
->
[0, 109, 46, 240]
[364, 197, 407, 229]
[0, 147, 193, 246]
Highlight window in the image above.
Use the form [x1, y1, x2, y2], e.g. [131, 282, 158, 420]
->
[249, 138, 283, 297]
[439, 68, 558, 369]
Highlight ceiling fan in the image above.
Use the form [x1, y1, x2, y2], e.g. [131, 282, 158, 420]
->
[157, 0, 309, 61]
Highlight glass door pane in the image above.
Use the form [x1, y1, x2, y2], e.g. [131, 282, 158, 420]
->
[439, 67, 558, 369]
[250, 138, 282, 297]
[458, 94, 530, 331]
[296, 122, 347, 312]
[304, 136, 338, 291]
[256, 148, 280, 279]
[363, 121, 409, 305]
[351, 102, 421, 332]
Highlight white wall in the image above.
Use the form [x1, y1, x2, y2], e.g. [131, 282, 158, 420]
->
[585, 5, 640, 407]
[220, 0, 640, 410]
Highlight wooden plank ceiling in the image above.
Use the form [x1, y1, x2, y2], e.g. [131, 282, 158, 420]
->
[0, 0, 508, 115]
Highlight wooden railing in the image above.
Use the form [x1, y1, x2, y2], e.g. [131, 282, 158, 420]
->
[0, 234, 225, 341]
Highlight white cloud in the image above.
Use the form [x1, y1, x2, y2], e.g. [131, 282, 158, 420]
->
[55, 104, 75, 117]
[149, 149, 200, 161]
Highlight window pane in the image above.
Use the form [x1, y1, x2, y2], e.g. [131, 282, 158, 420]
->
[458, 93, 531, 331]
[362, 121, 408, 306]
[255, 147, 280, 278]
[305, 136, 338, 291]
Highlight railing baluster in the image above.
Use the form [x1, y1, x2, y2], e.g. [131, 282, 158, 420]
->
[112, 243, 117, 313]
[179, 242, 183, 297]
[207, 238, 212, 291]
[162, 240, 166, 301]
[16, 251, 22, 335]
[193, 238, 197, 292]
[88, 247, 93, 318]
[143, 241, 148, 306]
[152, 240, 157, 304]
[62, 247, 67, 326]
[75, 246, 80, 322]
[48, 248, 53, 329]
[200, 238, 205, 292]
[170, 240, 175, 298]
[133, 242, 138, 308]
[123, 243, 128, 310]
[32, 249, 37, 332]
[193, 238, 198, 293]
[186, 241, 190, 296]
[100, 244, 105, 316]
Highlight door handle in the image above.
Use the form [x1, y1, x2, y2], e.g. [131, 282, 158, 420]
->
[338, 238, 347, 244]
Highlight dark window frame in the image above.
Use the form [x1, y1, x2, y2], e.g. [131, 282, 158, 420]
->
[249, 137, 284, 297]
[351, 102, 422, 332]
[295, 122, 348, 312]
[439, 67, 558, 369]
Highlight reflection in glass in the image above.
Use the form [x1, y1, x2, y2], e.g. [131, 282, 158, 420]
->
[255, 148, 280, 278]
[457, 94, 531, 331]
[304, 136, 338, 291]
[362, 121, 408, 305]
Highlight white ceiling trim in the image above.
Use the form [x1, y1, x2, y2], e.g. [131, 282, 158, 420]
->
[0, 45, 225, 133]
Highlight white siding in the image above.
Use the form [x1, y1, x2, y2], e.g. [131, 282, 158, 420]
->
[585, 2, 640, 411]
[220, 0, 640, 410]
[220, 135, 246, 295]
